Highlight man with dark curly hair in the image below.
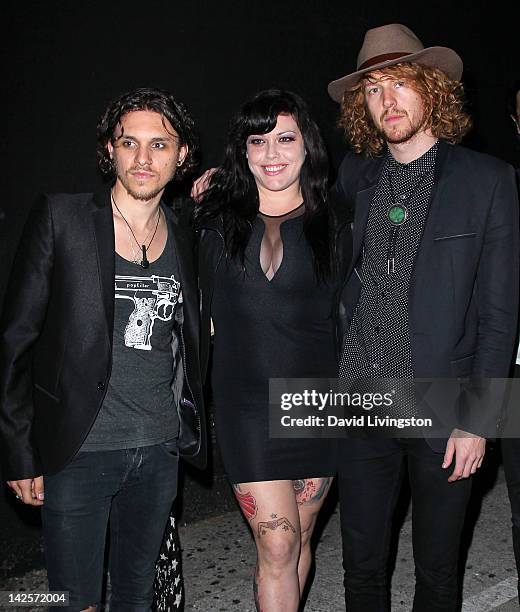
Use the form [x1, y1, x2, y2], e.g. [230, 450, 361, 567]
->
[329, 24, 519, 611]
[0, 88, 206, 611]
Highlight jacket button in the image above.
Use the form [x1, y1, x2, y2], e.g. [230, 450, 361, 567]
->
[97, 382, 105, 391]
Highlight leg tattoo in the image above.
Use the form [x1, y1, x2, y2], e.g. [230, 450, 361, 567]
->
[233, 484, 257, 521]
[257, 516, 296, 538]
[293, 477, 331, 505]
[313, 477, 332, 501]
[293, 479, 316, 504]
[292, 479, 305, 496]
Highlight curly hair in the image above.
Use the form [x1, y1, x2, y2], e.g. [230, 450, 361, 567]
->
[96, 87, 199, 182]
[339, 63, 472, 157]
[195, 89, 332, 281]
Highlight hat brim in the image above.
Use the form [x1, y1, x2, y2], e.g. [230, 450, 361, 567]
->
[327, 46, 463, 102]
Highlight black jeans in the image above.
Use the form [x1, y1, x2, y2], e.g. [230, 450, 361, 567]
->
[502, 436, 520, 594]
[338, 438, 472, 612]
[41, 443, 178, 611]
[500, 363, 520, 598]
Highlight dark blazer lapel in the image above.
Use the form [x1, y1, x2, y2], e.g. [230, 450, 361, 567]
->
[162, 204, 199, 353]
[409, 141, 453, 304]
[196, 215, 225, 381]
[349, 157, 384, 276]
[91, 191, 115, 344]
[197, 216, 225, 307]
[417, 140, 453, 238]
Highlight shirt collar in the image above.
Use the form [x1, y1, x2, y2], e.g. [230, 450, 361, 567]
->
[387, 140, 439, 178]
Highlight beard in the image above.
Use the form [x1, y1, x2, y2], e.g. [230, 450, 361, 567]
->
[122, 183, 164, 201]
[378, 109, 427, 145]
[114, 162, 175, 201]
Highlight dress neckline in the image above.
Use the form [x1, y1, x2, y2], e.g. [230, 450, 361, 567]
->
[258, 202, 304, 219]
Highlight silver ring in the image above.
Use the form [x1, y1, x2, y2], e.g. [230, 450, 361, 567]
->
[15, 494, 21, 500]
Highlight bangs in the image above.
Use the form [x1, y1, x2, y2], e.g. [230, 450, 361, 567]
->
[242, 98, 296, 137]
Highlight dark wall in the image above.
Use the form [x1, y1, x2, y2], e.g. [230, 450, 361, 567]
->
[3, 1, 518, 251]
[1, 0, 519, 578]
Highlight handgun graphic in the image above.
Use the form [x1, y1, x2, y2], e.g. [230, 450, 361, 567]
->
[114, 275, 181, 350]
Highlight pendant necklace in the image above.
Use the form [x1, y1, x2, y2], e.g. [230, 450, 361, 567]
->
[111, 192, 161, 269]
[385, 168, 429, 274]
[384, 142, 438, 274]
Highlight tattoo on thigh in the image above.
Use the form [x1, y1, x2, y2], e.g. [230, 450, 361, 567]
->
[293, 477, 332, 505]
[314, 477, 332, 501]
[233, 484, 257, 521]
[292, 479, 305, 495]
[257, 516, 296, 538]
[293, 478, 316, 504]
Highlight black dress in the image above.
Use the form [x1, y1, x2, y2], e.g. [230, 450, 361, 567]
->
[211, 208, 337, 483]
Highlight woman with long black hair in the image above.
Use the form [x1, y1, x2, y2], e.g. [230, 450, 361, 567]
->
[195, 89, 351, 610]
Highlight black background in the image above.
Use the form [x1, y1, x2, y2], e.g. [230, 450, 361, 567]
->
[1, 0, 519, 580]
[2, 0, 519, 268]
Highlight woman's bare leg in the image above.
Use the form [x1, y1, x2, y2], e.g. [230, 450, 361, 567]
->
[233, 480, 301, 611]
[293, 477, 333, 592]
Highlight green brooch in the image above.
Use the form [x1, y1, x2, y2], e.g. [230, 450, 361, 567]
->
[387, 204, 408, 226]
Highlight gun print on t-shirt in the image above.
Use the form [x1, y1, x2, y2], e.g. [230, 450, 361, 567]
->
[114, 275, 181, 351]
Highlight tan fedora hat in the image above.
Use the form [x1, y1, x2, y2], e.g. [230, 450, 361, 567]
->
[328, 23, 463, 102]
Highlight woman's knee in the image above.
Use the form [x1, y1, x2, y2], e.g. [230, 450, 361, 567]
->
[256, 532, 300, 570]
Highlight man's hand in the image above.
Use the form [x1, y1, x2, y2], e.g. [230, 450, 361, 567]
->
[190, 168, 217, 202]
[7, 476, 44, 506]
[442, 429, 485, 482]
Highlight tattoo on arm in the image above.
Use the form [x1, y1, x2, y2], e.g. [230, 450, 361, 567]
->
[257, 516, 296, 538]
[233, 484, 257, 521]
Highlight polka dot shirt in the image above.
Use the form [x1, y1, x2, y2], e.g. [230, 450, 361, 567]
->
[339, 142, 438, 417]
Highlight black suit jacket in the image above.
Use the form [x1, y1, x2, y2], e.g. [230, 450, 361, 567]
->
[0, 191, 206, 480]
[335, 141, 519, 445]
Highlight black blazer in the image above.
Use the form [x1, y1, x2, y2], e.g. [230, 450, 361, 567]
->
[0, 191, 207, 480]
[335, 141, 519, 441]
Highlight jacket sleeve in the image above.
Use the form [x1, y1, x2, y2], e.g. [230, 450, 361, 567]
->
[330, 154, 355, 221]
[458, 164, 519, 435]
[0, 196, 54, 480]
[474, 164, 519, 377]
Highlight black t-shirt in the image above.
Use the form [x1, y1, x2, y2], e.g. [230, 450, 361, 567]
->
[81, 231, 181, 451]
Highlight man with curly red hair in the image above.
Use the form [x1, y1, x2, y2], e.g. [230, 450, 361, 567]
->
[329, 24, 519, 611]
